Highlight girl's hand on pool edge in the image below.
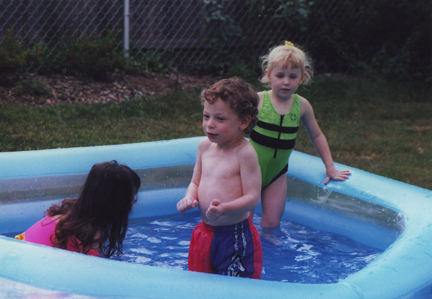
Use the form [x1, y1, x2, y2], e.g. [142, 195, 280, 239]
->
[177, 197, 198, 213]
[324, 167, 352, 185]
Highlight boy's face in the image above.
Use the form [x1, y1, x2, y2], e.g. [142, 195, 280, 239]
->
[202, 98, 250, 145]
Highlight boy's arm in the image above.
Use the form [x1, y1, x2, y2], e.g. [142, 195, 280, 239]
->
[300, 97, 351, 184]
[177, 141, 204, 213]
[205, 144, 261, 221]
[177, 181, 199, 213]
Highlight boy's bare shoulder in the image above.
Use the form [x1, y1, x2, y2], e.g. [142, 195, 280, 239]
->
[197, 137, 212, 150]
[238, 138, 258, 159]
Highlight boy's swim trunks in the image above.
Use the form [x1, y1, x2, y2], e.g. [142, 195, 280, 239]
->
[188, 217, 262, 279]
[250, 90, 301, 188]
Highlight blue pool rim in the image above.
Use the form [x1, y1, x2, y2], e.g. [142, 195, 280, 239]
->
[0, 137, 431, 298]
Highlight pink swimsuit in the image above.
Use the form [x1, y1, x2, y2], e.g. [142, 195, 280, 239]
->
[16, 216, 100, 257]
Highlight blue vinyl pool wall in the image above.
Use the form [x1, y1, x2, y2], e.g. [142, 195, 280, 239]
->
[0, 137, 431, 298]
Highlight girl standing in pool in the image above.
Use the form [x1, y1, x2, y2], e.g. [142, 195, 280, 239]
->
[250, 41, 351, 229]
[15, 160, 141, 257]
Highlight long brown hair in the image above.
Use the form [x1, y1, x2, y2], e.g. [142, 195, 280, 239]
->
[46, 161, 141, 257]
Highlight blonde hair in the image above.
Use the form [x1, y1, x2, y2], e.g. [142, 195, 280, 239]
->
[260, 43, 313, 87]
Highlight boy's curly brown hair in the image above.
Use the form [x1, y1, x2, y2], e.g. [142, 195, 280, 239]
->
[200, 77, 259, 134]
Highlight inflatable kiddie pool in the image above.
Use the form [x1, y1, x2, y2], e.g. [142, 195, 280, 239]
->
[0, 137, 431, 298]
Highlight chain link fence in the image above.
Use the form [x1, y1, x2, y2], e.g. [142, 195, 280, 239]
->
[0, 0, 390, 75]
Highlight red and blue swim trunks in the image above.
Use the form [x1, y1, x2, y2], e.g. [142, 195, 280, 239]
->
[188, 216, 262, 279]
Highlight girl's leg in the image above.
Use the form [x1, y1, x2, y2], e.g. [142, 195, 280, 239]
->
[260, 173, 287, 228]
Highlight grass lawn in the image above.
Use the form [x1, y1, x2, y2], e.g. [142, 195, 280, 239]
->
[1, 76, 431, 190]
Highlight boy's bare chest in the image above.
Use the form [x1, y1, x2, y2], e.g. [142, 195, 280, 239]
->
[201, 151, 240, 180]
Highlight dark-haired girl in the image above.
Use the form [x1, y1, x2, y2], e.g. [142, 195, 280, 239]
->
[16, 160, 141, 258]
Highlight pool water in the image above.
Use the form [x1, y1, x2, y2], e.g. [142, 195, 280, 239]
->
[113, 213, 382, 283]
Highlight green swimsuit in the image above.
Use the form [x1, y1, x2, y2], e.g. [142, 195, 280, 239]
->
[250, 91, 301, 188]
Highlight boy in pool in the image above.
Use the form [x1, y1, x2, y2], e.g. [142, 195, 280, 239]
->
[177, 77, 263, 279]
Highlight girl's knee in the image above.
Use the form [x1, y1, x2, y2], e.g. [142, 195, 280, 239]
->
[260, 217, 281, 228]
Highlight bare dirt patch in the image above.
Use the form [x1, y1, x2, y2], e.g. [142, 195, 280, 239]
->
[0, 72, 218, 106]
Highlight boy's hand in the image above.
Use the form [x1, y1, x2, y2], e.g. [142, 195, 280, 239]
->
[206, 199, 224, 222]
[324, 166, 351, 185]
[177, 197, 198, 213]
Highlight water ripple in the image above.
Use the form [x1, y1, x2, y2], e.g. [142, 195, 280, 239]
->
[112, 214, 382, 283]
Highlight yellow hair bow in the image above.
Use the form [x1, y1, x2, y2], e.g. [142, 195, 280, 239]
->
[285, 41, 294, 47]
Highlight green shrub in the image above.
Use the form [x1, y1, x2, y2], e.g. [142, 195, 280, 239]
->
[63, 30, 124, 80]
[15, 78, 51, 97]
[304, 0, 431, 84]
[29, 46, 66, 75]
[125, 48, 172, 73]
[0, 28, 44, 85]
[0, 29, 27, 79]
[226, 60, 261, 86]
[185, 0, 312, 74]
